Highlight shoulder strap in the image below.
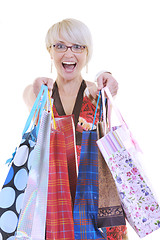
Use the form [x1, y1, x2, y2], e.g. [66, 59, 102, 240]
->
[72, 80, 87, 127]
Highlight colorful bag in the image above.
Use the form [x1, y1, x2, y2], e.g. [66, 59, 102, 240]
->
[73, 92, 105, 240]
[97, 87, 160, 238]
[46, 117, 75, 240]
[97, 121, 126, 229]
[0, 85, 48, 239]
[55, 115, 78, 206]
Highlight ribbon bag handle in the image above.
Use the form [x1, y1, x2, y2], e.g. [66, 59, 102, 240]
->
[101, 87, 128, 130]
[47, 90, 56, 129]
[22, 85, 48, 136]
[92, 91, 101, 130]
[102, 86, 142, 152]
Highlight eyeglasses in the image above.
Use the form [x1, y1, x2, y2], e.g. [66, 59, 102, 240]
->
[52, 43, 87, 53]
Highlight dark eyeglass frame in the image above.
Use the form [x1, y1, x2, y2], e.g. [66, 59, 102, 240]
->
[52, 43, 87, 53]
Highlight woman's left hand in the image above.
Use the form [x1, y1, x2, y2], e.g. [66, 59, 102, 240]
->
[96, 72, 118, 97]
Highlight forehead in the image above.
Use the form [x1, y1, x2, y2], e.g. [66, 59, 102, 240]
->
[56, 38, 74, 45]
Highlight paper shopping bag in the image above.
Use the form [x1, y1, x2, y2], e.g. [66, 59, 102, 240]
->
[46, 126, 75, 240]
[0, 85, 48, 239]
[73, 130, 105, 240]
[97, 87, 160, 238]
[97, 121, 126, 228]
[55, 115, 77, 206]
[16, 110, 51, 239]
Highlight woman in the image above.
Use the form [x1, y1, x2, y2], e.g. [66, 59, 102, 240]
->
[24, 18, 128, 240]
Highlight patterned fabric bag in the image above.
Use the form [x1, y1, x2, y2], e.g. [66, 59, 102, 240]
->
[97, 87, 160, 238]
[46, 117, 75, 240]
[73, 92, 105, 240]
[0, 85, 48, 239]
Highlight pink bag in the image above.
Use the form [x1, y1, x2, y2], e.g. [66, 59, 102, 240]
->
[97, 87, 160, 238]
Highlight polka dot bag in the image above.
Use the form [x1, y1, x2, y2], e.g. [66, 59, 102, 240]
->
[0, 85, 48, 239]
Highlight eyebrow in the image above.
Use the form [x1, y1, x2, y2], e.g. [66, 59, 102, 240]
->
[56, 40, 75, 45]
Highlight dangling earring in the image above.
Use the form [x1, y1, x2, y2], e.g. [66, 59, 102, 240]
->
[86, 63, 88, 74]
[51, 58, 54, 73]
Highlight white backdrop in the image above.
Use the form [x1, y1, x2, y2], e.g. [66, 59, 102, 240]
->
[0, 0, 160, 239]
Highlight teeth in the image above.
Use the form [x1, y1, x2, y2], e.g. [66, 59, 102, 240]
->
[63, 62, 76, 65]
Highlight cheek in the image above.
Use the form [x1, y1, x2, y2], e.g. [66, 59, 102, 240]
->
[53, 55, 62, 68]
[79, 54, 87, 67]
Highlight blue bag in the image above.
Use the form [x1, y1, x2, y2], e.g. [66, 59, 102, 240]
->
[73, 92, 106, 239]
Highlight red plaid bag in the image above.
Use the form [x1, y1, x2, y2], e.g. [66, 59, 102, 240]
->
[55, 115, 78, 206]
[46, 127, 75, 240]
[45, 110, 77, 240]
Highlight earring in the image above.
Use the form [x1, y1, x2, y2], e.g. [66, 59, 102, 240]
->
[51, 58, 54, 73]
[86, 64, 88, 74]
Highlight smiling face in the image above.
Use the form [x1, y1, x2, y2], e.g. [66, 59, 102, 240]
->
[50, 38, 88, 82]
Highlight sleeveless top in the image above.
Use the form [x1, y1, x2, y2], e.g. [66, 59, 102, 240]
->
[51, 80, 100, 164]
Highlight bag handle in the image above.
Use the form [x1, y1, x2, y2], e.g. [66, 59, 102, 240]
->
[101, 87, 128, 130]
[102, 86, 142, 152]
[48, 90, 57, 129]
[22, 85, 48, 136]
[92, 90, 101, 130]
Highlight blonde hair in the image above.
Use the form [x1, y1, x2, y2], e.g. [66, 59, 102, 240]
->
[45, 18, 93, 64]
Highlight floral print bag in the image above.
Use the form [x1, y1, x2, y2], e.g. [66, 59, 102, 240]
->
[97, 87, 160, 238]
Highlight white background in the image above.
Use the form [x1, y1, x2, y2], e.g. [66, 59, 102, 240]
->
[0, 0, 160, 239]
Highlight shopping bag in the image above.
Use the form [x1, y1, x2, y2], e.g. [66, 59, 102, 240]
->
[55, 115, 78, 206]
[73, 92, 105, 240]
[16, 109, 51, 239]
[97, 121, 126, 228]
[46, 119, 75, 240]
[0, 85, 48, 239]
[97, 87, 160, 238]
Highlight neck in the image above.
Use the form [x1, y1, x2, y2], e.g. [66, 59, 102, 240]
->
[56, 76, 83, 96]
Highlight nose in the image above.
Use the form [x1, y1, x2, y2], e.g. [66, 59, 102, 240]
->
[64, 47, 74, 56]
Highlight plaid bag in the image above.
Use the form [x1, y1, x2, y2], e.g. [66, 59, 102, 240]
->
[73, 130, 105, 240]
[55, 115, 78, 206]
[73, 92, 105, 240]
[97, 87, 160, 238]
[46, 124, 75, 240]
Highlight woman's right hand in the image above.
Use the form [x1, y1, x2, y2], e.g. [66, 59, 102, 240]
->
[33, 77, 54, 97]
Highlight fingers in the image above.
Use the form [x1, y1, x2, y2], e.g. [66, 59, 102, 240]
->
[107, 78, 119, 97]
[33, 77, 54, 97]
[96, 73, 119, 97]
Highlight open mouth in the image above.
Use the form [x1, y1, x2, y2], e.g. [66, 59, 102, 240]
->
[62, 61, 77, 71]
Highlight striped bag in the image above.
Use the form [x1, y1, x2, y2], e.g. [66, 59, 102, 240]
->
[97, 87, 160, 238]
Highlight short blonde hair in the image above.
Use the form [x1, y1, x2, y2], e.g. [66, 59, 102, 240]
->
[45, 18, 93, 64]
